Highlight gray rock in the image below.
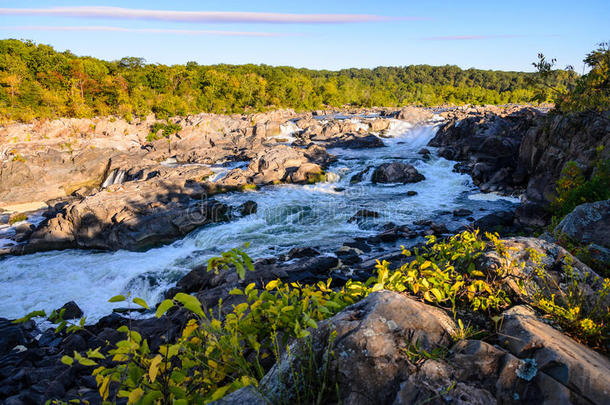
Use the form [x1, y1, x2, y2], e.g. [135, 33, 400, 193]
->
[500, 305, 610, 405]
[258, 291, 457, 405]
[372, 162, 425, 184]
[554, 199, 610, 248]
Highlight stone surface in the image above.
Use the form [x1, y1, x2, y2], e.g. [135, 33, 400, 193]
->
[554, 199, 610, 247]
[500, 305, 610, 405]
[371, 162, 425, 184]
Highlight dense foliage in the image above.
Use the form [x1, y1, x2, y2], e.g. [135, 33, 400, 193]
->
[532, 42, 610, 112]
[29, 230, 608, 404]
[0, 39, 576, 122]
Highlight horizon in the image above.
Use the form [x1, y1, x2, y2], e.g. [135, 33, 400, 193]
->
[0, 1, 608, 72]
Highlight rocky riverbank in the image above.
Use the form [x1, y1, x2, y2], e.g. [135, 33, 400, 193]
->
[1, 104, 609, 404]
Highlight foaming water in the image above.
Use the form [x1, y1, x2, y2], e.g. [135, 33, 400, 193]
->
[0, 121, 518, 322]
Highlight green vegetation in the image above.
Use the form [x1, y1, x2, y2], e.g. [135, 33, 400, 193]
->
[549, 149, 610, 274]
[145, 121, 183, 153]
[551, 151, 610, 221]
[8, 212, 27, 224]
[20, 230, 606, 404]
[0, 39, 576, 122]
[532, 42, 609, 113]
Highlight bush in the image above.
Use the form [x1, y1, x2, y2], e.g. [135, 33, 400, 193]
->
[551, 154, 610, 221]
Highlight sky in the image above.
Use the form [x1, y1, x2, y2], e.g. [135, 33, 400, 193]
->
[0, 1, 608, 72]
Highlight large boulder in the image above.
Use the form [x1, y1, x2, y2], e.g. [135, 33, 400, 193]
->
[219, 144, 333, 186]
[13, 170, 229, 252]
[428, 107, 540, 193]
[258, 291, 457, 405]
[554, 199, 610, 248]
[515, 112, 610, 206]
[372, 162, 425, 184]
[393, 106, 433, 123]
[500, 305, 610, 405]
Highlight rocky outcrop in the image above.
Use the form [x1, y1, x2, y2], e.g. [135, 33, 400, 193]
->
[371, 162, 425, 184]
[428, 107, 541, 194]
[500, 305, 610, 405]
[552, 199, 610, 271]
[11, 167, 231, 252]
[554, 199, 610, 247]
[255, 291, 458, 405]
[515, 112, 610, 206]
[219, 144, 334, 186]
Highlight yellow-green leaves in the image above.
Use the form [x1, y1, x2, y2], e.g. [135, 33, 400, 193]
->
[173, 293, 204, 317]
[108, 294, 126, 303]
[148, 354, 163, 382]
[133, 297, 149, 310]
[155, 299, 174, 318]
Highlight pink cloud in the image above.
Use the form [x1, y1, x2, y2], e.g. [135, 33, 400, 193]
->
[0, 6, 419, 24]
[4, 25, 291, 37]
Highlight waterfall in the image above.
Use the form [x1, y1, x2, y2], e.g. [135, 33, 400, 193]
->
[101, 169, 126, 188]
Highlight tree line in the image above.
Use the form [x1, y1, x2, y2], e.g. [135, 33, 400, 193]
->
[0, 39, 577, 122]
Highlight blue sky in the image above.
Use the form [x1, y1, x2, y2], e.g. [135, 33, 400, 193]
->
[0, 1, 608, 72]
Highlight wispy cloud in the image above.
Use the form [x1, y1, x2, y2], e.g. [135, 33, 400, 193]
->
[420, 34, 529, 41]
[0, 6, 418, 24]
[3, 25, 291, 37]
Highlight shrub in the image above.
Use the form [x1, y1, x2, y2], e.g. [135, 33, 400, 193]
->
[551, 154, 610, 221]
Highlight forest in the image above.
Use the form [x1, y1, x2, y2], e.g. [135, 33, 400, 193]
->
[0, 38, 578, 122]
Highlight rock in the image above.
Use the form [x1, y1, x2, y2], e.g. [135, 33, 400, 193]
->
[239, 200, 258, 216]
[0, 319, 28, 356]
[57, 301, 83, 320]
[428, 222, 449, 235]
[19, 178, 230, 252]
[326, 133, 385, 149]
[472, 210, 514, 232]
[554, 200, 610, 248]
[335, 246, 362, 265]
[258, 291, 457, 404]
[516, 111, 610, 206]
[453, 208, 473, 217]
[500, 305, 610, 405]
[480, 237, 607, 311]
[209, 386, 266, 405]
[286, 246, 320, 259]
[418, 148, 431, 156]
[515, 201, 551, 229]
[348, 209, 380, 223]
[428, 107, 541, 193]
[368, 119, 391, 132]
[406, 190, 417, 196]
[221, 144, 333, 186]
[394, 106, 434, 122]
[371, 163, 425, 184]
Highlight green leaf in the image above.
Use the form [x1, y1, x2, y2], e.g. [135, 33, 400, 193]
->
[132, 297, 149, 310]
[140, 390, 163, 405]
[155, 299, 174, 318]
[173, 293, 204, 317]
[12, 310, 46, 324]
[77, 357, 97, 366]
[108, 295, 126, 303]
[229, 288, 243, 295]
[86, 348, 105, 360]
[265, 279, 280, 290]
[210, 384, 232, 401]
[61, 355, 73, 366]
[430, 288, 444, 302]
